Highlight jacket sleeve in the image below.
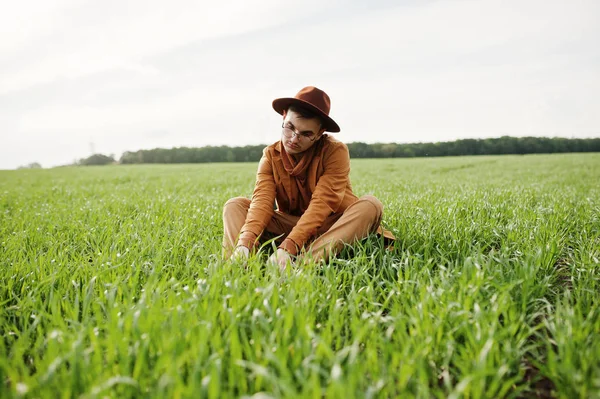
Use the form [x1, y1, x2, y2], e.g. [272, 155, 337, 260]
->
[237, 148, 276, 249]
[279, 143, 350, 255]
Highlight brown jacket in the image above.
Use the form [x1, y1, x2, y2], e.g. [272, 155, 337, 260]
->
[237, 135, 388, 255]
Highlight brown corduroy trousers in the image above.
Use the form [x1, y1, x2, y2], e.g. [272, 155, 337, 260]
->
[222, 195, 383, 262]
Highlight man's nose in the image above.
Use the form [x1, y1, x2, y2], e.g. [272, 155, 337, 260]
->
[290, 132, 301, 143]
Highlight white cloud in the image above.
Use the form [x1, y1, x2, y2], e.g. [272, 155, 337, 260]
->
[0, 0, 343, 93]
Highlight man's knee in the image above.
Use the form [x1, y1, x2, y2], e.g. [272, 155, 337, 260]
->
[357, 195, 383, 220]
[223, 197, 251, 214]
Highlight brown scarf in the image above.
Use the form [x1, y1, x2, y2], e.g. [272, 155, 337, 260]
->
[280, 138, 325, 213]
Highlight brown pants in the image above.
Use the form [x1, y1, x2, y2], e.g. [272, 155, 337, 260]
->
[222, 195, 383, 262]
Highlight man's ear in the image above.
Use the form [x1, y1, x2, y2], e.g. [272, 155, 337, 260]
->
[282, 109, 287, 119]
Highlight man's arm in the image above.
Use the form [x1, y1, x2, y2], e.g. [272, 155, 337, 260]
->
[278, 143, 350, 256]
[237, 148, 276, 249]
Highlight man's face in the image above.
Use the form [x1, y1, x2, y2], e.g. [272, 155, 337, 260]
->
[281, 109, 325, 155]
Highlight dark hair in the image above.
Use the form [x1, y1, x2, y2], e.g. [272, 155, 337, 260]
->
[287, 105, 324, 127]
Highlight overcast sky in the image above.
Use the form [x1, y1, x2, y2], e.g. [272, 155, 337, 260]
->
[0, 0, 598, 169]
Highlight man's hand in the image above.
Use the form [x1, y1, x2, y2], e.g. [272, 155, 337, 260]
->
[267, 248, 294, 271]
[230, 246, 250, 266]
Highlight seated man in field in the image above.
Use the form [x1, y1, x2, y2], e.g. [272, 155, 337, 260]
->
[222, 86, 394, 269]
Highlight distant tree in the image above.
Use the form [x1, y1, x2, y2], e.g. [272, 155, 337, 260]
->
[17, 162, 42, 169]
[115, 137, 600, 164]
[79, 154, 115, 166]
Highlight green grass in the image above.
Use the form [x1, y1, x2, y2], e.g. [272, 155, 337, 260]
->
[1, 154, 599, 398]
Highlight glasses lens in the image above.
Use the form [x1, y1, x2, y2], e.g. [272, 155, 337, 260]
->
[282, 127, 294, 137]
[282, 125, 314, 141]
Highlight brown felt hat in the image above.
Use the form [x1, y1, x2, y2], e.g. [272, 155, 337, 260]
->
[272, 86, 341, 133]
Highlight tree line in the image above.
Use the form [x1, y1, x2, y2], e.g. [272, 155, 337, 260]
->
[74, 136, 599, 166]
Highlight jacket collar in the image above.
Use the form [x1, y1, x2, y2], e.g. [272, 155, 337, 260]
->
[273, 140, 282, 163]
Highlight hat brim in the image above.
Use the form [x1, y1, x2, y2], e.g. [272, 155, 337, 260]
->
[272, 98, 341, 133]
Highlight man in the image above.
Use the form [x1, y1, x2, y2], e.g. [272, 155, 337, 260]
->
[222, 86, 394, 269]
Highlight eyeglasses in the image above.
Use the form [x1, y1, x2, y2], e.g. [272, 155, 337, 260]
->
[281, 123, 319, 142]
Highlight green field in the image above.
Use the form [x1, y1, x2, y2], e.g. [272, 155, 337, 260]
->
[1, 154, 599, 398]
